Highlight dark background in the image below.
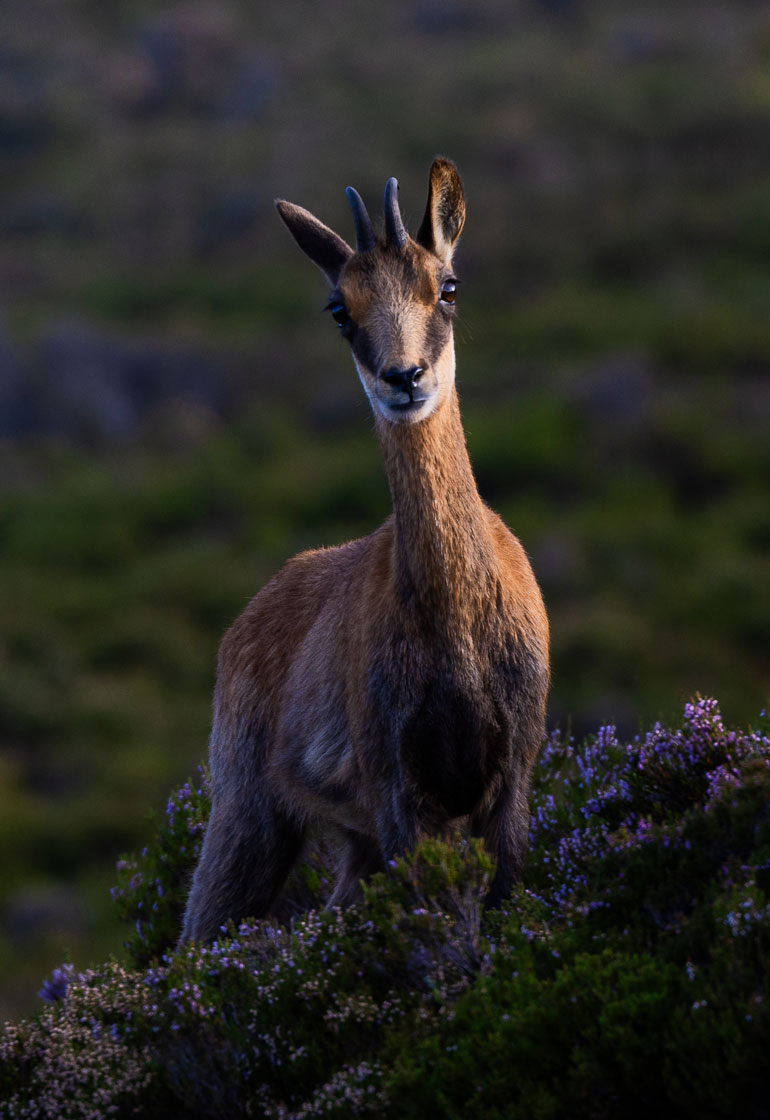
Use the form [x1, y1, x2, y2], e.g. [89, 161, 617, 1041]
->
[1, 0, 768, 1018]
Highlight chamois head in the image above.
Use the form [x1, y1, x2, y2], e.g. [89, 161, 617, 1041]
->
[276, 157, 466, 424]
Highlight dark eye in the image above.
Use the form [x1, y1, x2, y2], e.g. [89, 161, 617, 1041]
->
[328, 302, 350, 327]
[440, 279, 457, 305]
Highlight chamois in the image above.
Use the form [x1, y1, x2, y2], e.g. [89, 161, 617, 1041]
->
[181, 158, 550, 943]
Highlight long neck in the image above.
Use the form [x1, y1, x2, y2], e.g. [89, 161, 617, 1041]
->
[377, 387, 497, 621]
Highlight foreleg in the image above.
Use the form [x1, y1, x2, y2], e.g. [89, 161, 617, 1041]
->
[374, 776, 420, 866]
[180, 788, 305, 943]
[328, 829, 384, 908]
[472, 770, 532, 910]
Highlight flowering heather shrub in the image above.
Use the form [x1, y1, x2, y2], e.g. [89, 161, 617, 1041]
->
[0, 962, 153, 1118]
[1, 839, 492, 1118]
[525, 696, 770, 951]
[1, 699, 768, 1118]
[111, 768, 210, 966]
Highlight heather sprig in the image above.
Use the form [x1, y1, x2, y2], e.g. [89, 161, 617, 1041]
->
[111, 768, 211, 966]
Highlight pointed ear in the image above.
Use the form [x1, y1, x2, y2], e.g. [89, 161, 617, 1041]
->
[275, 200, 354, 287]
[416, 157, 466, 265]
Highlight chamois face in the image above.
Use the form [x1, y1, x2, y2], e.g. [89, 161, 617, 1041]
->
[276, 157, 466, 425]
[330, 240, 458, 424]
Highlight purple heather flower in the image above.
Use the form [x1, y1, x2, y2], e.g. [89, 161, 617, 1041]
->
[38, 964, 74, 1003]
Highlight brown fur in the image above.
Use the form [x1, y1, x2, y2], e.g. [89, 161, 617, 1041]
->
[181, 159, 550, 942]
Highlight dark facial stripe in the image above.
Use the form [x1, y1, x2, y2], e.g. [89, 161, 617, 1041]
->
[423, 306, 453, 368]
[350, 324, 380, 375]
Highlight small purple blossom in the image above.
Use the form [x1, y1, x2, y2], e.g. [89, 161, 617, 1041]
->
[38, 964, 74, 1003]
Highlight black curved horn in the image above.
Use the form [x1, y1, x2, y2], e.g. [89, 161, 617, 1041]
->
[384, 177, 408, 248]
[345, 186, 376, 252]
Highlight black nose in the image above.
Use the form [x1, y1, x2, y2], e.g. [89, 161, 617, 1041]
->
[382, 366, 424, 393]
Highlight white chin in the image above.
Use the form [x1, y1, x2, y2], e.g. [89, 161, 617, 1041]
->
[373, 397, 437, 424]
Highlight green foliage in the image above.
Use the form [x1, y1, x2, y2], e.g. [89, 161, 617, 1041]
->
[388, 949, 689, 1120]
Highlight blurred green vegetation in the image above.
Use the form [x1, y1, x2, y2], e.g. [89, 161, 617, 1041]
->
[1, 0, 769, 1019]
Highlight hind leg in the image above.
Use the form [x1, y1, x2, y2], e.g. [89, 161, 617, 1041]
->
[328, 829, 384, 909]
[181, 788, 305, 943]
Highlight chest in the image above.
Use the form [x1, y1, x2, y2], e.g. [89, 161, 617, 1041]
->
[402, 676, 510, 816]
[367, 641, 517, 817]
